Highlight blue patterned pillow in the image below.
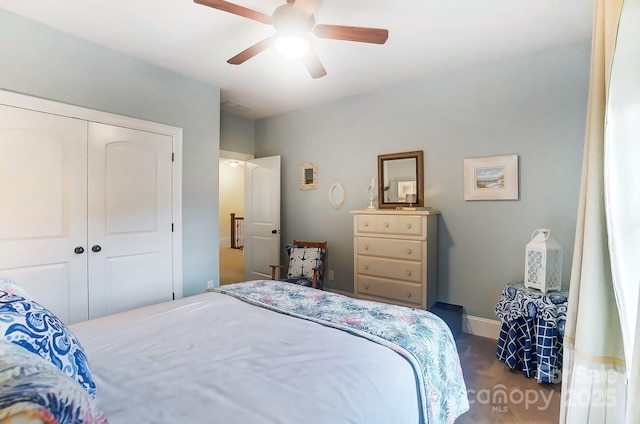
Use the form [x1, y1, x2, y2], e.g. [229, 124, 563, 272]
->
[0, 341, 108, 423]
[0, 290, 98, 398]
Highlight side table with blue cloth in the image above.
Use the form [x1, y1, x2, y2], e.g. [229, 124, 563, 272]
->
[495, 281, 569, 383]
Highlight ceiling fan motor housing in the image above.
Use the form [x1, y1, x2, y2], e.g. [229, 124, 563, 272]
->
[272, 4, 315, 34]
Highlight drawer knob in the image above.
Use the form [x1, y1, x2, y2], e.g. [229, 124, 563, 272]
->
[406, 249, 412, 255]
[364, 265, 369, 270]
[383, 222, 389, 228]
[364, 245, 369, 250]
[364, 222, 369, 227]
[405, 270, 412, 277]
[364, 285, 370, 290]
[405, 292, 412, 298]
[406, 223, 412, 229]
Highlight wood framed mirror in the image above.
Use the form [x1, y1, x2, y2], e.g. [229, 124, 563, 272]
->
[377, 150, 424, 209]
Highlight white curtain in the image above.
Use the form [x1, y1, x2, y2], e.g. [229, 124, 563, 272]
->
[560, 0, 640, 422]
[605, 0, 640, 421]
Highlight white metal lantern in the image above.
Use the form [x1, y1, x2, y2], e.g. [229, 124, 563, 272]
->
[524, 228, 562, 292]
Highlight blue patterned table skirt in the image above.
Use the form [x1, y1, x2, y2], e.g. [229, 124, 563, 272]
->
[495, 282, 568, 383]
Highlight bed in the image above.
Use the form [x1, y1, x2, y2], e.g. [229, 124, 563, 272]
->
[0, 278, 469, 424]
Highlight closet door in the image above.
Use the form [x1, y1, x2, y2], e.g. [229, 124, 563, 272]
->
[87, 123, 174, 319]
[0, 104, 89, 324]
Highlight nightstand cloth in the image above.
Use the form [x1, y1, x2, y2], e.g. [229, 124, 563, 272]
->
[495, 281, 569, 383]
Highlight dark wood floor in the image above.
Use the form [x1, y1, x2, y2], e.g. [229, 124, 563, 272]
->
[455, 333, 561, 424]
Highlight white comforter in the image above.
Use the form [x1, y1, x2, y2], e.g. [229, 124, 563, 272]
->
[70, 290, 422, 423]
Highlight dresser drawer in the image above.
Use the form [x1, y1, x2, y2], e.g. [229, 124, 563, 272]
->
[357, 276, 422, 306]
[356, 237, 423, 261]
[355, 214, 424, 238]
[356, 256, 422, 283]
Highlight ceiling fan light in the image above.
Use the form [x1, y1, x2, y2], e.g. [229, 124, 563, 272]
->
[275, 35, 309, 59]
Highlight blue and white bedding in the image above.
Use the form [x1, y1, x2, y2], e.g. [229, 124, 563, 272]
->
[70, 280, 468, 424]
[210, 281, 469, 424]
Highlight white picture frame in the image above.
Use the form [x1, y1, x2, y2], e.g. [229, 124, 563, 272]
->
[396, 181, 416, 202]
[464, 154, 519, 200]
[300, 162, 318, 190]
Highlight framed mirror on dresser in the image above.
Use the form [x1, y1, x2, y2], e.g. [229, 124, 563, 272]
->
[377, 150, 424, 209]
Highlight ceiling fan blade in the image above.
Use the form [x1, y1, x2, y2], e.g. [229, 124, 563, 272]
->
[313, 24, 388, 44]
[194, 0, 272, 25]
[291, 0, 320, 16]
[227, 37, 275, 65]
[302, 49, 327, 79]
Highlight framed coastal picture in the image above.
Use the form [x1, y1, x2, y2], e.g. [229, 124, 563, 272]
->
[464, 154, 519, 200]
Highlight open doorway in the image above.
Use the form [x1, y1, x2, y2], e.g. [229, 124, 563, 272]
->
[219, 151, 251, 285]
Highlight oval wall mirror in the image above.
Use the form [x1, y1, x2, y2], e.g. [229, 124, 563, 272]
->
[377, 150, 424, 209]
[329, 181, 346, 209]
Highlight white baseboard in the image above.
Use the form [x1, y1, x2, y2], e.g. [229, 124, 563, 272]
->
[462, 314, 500, 339]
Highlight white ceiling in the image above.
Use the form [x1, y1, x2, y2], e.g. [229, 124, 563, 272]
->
[1, 0, 593, 119]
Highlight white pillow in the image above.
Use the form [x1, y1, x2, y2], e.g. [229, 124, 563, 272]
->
[286, 246, 325, 280]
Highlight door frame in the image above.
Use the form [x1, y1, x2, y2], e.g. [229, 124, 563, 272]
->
[0, 89, 184, 299]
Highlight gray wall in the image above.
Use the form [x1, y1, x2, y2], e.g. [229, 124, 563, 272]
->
[255, 40, 591, 320]
[221, 112, 255, 154]
[0, 10, 220, 297]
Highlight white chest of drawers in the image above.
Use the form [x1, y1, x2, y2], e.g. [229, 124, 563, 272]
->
[351, 210, 439, 309]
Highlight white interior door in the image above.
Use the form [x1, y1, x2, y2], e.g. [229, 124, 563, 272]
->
[0, 104, 89, 324]
[87, 123, 174, 319]
[244, 156, 281, 281]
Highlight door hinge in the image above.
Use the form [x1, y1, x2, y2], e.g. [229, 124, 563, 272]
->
[172, 292, 175, 300]
[171, 223, 174, 232]
[171, 152, 175, 162]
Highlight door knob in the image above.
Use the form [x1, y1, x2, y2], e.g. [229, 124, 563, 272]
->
[91, 245, 102, 253]
[271, 229, 278, 234]
[74, 246, 85, 254]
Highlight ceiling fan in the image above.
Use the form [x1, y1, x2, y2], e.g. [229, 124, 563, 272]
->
[194, 0, 389, 79]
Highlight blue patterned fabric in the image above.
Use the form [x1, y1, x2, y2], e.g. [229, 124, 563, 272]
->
[0, 290, 98, 398]
[495, 281, 568, 383]
[0, 341, 108, 423]
[209, 280, 469, 424]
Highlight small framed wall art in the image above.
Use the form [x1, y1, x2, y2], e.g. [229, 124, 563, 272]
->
[464, 154, 519, 200]
[300, 162, 318, 190]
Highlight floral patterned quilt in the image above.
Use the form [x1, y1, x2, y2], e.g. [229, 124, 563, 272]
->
[209, 280, 469, 424]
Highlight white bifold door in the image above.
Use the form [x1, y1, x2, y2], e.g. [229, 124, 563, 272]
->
[0, 104, 174, 324]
